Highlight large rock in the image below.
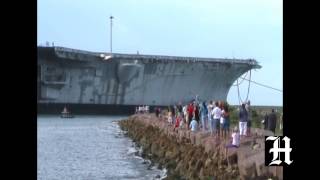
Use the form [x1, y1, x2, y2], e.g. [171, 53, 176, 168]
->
[237, 136, 282, 180]
[165, 150, 178, 160]
[195, 132, 210, 146]
[151, 142, 160, 155]
[190, 132, 197, 144]
[174, 160, 184, 174]
[202, 137, 214, 153]
[227, 148, 238, 165]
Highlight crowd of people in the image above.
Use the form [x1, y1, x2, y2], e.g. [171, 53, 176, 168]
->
[135, 99, 280, 160]
[151, 99, 279, 158]
[159, 100, 252, 139]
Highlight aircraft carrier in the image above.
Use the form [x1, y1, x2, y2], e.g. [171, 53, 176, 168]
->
[37, 46, 261, 114]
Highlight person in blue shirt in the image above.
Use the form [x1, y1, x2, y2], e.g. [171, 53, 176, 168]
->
[200, 101, 208, 131]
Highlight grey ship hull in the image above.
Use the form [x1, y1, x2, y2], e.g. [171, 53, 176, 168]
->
[37, 46, 261, 114]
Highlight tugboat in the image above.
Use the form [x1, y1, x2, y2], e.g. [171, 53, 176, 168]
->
[61, 106, 74, 118]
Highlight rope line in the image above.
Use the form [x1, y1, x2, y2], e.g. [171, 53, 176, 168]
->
[236, 70, 251, 105]
[235, 70, 282, 106]
[239, 77, 282, 92]
[232, 72, 248, 86]
[236, 79, 243, 105]
[244, 70, 251, 102]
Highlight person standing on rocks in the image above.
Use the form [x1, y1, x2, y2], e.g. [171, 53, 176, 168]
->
[212, 101, 222, 138]
[239, 103, 248, 137]
[221, 105, 230, 139]
[208, 101, 214, 136]
[189, 116, 198, 132]
[219, 101, 225, 137]
[179, 113, 184, 128]
[263, 112, 269, 130]
[174, 104, 178, 117]
[187, 102, 194, 129]
[245, 100, 252, 136]
[183, 104, 188, 128]
[171, 105, 176, 124]
[177, 102, 183, 116]
[200, 101, 208, 131]
[167, 109, 173, 124]
[225, 126, 240, 158]
[194, 103, 200, 123]
[174, 113, 181, 131]
[268, 109, 277, 134]
[155, 107, 160, 117]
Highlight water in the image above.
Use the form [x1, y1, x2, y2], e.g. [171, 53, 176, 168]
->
[37, 115, 166, 180]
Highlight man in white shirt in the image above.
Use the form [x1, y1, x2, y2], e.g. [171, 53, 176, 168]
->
[211, 101, 222, 137]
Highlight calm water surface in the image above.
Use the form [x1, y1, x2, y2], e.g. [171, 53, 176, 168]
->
[37, 115, 166, 180]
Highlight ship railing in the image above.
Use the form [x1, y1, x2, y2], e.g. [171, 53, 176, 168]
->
[111, 53, 259, 65]
[49, 46, 260, 67]
[53, 47, 102, 61]
[54, 46, 97, 55]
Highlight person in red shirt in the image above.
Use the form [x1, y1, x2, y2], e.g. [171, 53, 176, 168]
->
[187, 102, 194, 129]
[174, 113, 181, 131]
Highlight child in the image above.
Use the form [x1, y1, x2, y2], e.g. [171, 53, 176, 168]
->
[189, 117, 198, 132]
[225, 126, 240, 159]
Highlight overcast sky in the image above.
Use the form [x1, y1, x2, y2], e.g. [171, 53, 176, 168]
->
[38, 0, 283, 106]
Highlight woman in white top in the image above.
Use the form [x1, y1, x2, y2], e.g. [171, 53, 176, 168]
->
[212, 101, 222, 137]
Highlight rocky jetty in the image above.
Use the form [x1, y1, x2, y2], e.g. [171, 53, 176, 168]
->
[119, 114, 283, 180]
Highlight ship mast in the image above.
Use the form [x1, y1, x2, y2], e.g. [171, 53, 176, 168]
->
[110, 15, 114, 55]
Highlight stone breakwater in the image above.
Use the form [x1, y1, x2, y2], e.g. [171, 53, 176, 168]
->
[119, 114, 283, 180]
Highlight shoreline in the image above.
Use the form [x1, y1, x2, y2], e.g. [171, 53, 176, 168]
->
[119, 113, 283, 180]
